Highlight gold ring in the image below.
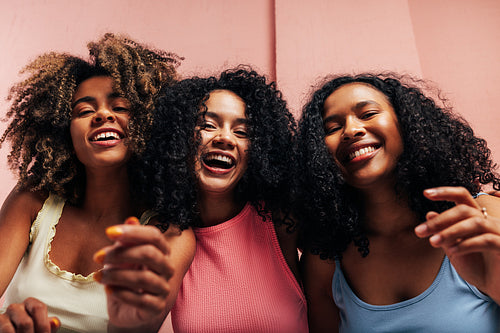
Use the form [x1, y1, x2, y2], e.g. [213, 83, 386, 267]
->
[481, 207, 488, 219]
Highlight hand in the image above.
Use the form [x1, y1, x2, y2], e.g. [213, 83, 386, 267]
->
[93, 217, 174, 332]
[414, 186, 500, 302]
[0, 297, 60, 333]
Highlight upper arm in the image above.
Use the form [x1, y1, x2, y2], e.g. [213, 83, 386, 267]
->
[162, 225, 196, 312]
[0, 189, 42, 295]
[301, 251, 339, 333]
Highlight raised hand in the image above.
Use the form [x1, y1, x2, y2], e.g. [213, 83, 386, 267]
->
[0, 297, 60, 333]
[415, 186, 500, 303]
[93, 217, 174, 332]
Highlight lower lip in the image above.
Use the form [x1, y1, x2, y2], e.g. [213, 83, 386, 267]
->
[91, 139, 122, 147]
[202, 160, 234, 175]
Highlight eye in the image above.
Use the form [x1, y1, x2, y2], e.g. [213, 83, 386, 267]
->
[324, 124, 342, 135]
[361, 111, 378, 119]
[234, 129, 249, 138]
[75, 109, 95, 117]
[199, 122, 216, 130]
[113, 106, 129, 112]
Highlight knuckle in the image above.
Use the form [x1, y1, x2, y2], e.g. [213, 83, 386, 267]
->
[482, 233, 497, 246]
[16, 318, 34, 331]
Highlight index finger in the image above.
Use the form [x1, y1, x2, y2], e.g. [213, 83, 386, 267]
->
[423, 186, 480, 209]
[106, 224, 169, 254]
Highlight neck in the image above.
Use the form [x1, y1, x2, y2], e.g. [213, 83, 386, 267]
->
[198, 191, 245, 227]
[80, 165, 135, 225]
[359, 182, 418, 237]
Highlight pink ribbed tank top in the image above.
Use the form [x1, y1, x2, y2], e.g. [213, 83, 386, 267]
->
[170, 203, 308, 332]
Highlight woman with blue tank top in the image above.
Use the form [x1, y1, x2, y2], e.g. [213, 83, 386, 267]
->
[296, 73, 500, 332]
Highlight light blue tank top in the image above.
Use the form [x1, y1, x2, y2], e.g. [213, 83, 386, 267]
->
[333, 256, 500, 333]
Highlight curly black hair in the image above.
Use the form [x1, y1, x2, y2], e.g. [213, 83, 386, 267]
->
[296, 73, 500, 259]
[1, 33, 181, 204]
[140, 66, 297, 230]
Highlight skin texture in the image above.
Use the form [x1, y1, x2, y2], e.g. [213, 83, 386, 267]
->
[298, 78, 500, 332]
[195, 90, 249, 209]
[0, 41, 194, 331]
[322, 83, 403, 189]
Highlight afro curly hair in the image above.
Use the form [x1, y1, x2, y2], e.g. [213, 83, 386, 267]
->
[296, 73, 500, 259]
[140, 66, 297, 230]
[1, 33, 181, 204]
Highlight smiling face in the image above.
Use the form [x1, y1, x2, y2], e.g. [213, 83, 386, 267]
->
[70, 76, 131, 170]
[322, 83, 403, 190]
[194, 89, 250, 199]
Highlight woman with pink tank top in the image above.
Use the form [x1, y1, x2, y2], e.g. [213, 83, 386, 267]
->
[140, 67, 308, 332]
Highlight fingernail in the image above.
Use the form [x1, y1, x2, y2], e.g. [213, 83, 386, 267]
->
[430, 234, 442, 245]
[424, 189, 437, 196]
[414, 224, 428, 235]
[93, 270, 103, 282]
[125, 216, 140, 225]
[50, 317, 61, 329]
[106, 226, 123, 239]
[93, 249, 106, 264]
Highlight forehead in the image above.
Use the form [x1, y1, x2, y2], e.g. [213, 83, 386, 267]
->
[72, 76, 115, 102]
[323, 83, 390, 112]
[204, 89, 247, 118]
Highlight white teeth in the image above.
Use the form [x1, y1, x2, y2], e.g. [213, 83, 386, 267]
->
[92, 131, 120, 141]
[349, 146, 375, 160]
[206, 154, 233, 165]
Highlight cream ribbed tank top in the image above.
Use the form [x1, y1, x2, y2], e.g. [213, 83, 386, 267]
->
[1, 193, 107, 332]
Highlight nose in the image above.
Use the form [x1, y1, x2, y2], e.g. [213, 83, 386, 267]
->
[342, 116, 365, 141]
[212, 128, 236, 148]
[92, 107, 116, 124]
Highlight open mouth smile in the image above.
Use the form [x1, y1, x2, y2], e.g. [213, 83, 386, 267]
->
[202, 152, 236, 173]
[89, 129, 125, 146]
[343, 144, 381, 163]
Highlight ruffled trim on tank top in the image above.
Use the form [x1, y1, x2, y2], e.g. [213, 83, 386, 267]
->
[42, 197, 154, 282]
[43, 194, 96, 282]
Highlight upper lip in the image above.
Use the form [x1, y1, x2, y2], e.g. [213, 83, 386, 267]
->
[89, 127, 125, 141]
[337, 141, 380, 163]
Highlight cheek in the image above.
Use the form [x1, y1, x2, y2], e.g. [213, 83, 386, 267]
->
[324, 136, 339, 156]
[69, 122, 84, 151]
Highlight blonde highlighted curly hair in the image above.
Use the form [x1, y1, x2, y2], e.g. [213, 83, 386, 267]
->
[1, 33, 181, 203]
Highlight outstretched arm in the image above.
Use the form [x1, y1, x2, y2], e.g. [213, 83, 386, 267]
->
[415, 186, 500, 304]
[93, 217, 195, 333]
[301, 251, 339, 333]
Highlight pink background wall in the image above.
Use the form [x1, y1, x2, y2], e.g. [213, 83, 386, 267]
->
[1, 0, 499, 327]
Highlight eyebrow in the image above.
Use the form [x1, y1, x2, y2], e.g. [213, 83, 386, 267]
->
[71, 92, 124, 109]
[203, 111, 248, 125]
[352, 100, 381, 110]
[323, 100, 381, 124]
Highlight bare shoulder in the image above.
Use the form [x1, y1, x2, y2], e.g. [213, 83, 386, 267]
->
[475, 194, 500, 218]
[158, 222, 196, 265]
[0, 189, 47, 293]
[301, 251, 336, 291]
[0, 188, 46, 226]
[301, 251, 339, 332]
